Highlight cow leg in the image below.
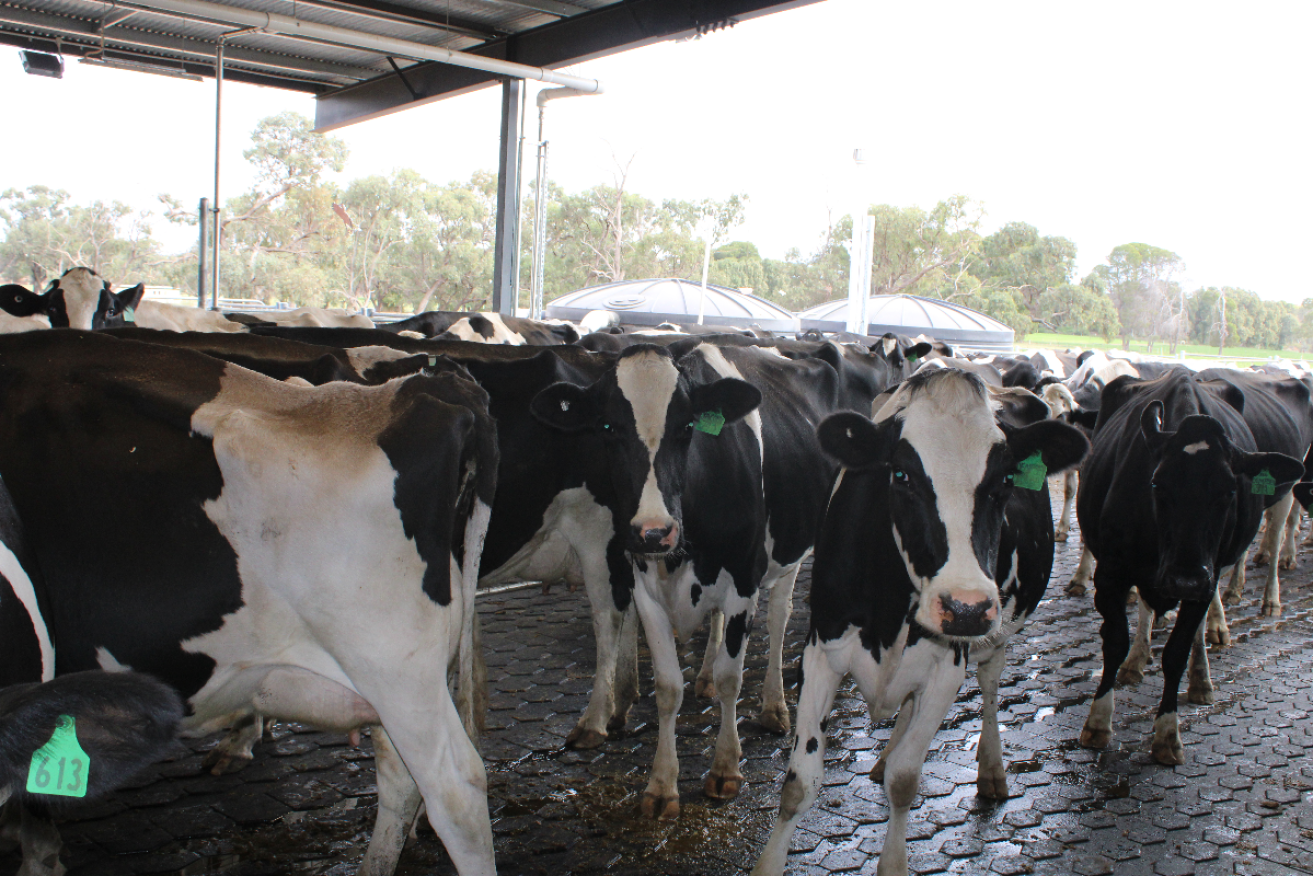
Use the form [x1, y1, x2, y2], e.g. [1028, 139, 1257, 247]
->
[1066, 546, 1095, 596]
[706, 592, 760, 800]
[869, 703, 913, 784]
[1151, 599, 1210, 765]
[877, 665, 967, 876]
[634, 579, 686, 820]
[1186, 617, 1215, 706]
[1117, 597, 1155, 685]
[567, 567, 628, 750]
[610, 604, 640, 733]
[1280, 501, 1301, 569]
[975, 644, 1009, 800]
[751, 642, 843, 876]
[202, 714, 263, 775]
[695, 609, 723, 699]
[1222, 547, 1248, 605]
[1080, 582, 1133, 749]
[1260, 492, 1294, 616]
[757, 560, 803, 735]
[1206, 581, 1232, 648]
[1055, 470, 1077, 542]
[15, 804, 65, 876]
[358, 725, 423, 876]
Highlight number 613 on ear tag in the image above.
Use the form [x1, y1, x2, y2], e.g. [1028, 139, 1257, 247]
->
[27, 715, 90, 797]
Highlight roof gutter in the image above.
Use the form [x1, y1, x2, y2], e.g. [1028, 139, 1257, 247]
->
[116, 0, 603, 93]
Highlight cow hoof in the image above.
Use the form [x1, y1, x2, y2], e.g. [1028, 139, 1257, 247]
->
[756, 703, 791, 735]
[869, 758, 886, 783]
[1187, 686, 1215, 705]
[1055, 530, 1069, 543]
[1254, 552, 1270, 567]
[976, 773, 1009, 800]
[704, 773, 743, 800]
[565, 726, 607, 750]
[1079, 725, 1111, 749]
[640, 792, 680, 820]
[694, 675, 717, 699]
[606, 712, 629, 735]
[201, 750, 252, 776]
[1152, 738, 1185, 766]
[1281, 557, 1297, 571]
[1116, 666, 1144, 686]
[1222, 590, 1242, 606]
[1206, 626, 1231, 648]
[1065, 580, 1087, 597]
[1262, 602, 1283, 618]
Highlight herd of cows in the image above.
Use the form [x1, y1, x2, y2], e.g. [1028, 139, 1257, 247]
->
[1, 266, 1312, 876]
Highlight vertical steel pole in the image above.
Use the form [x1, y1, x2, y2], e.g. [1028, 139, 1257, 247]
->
[197, 197, 209, 307]
[212, 40, 224, 311]
[492, 78, 523, 317]
[530, 105, 548, 320]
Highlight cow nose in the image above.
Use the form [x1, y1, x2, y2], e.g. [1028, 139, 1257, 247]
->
[936, 591, 998, 637]
[1159, 566, 1212, 600]
[631, 522, 677, 553]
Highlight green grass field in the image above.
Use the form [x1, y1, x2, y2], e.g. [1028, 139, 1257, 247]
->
[1021, 332, 1309, 364]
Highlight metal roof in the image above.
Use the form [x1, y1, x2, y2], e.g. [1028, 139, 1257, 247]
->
[799, 294, 1015, 353]
[1, 0, 823, 124]
[546, 277, 800, 332]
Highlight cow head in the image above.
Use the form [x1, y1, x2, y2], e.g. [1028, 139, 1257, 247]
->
[0, 267, 143, 329]
[531, 342, 761, 556]
[819, 369, 1087, 640]
[1141, 404, 1303, 601]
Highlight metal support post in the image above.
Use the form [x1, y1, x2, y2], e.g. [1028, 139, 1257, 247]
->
[530, 131, 550, 320]
[211, 39, 224, 311]
[492, 78, 524, 317]
[197, 197, 209, 307]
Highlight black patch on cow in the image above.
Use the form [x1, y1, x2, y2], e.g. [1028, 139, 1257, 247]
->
[805, 737, 818, 754]
[970, 442, 1014, 576]
[887, 440, 951, 581]
[725, 611, 749, 658]
[468, 315, 496, 339]
[784, 769, 796, 783]
[819, 717, 828, 732]
[689, 582, 701, 606]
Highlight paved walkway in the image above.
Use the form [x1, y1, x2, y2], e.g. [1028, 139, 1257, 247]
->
[7, 490, 1313, 876]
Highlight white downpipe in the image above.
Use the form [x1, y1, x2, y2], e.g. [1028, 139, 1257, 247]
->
[530, 87, 595, 320]
[697, 236, 712, 325]
[118, 0, 604, 93]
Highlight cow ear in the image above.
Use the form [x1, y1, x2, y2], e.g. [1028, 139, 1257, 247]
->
[818, 412, 886, 470]
[531, 382, 598, 432]
[907, 342, 933, 361]
[1140, 401, 1170, 452]
[0, 284, 46, 317]
[667, 336, 703, 361]
[1233, 449, 1305, 499]
[811, 341, 843, 372]
[1005, 418, 1089, 474]
[115, 283, 146, 312]
[1065, 408, 1099, 430]
[690, 377, 761, 425]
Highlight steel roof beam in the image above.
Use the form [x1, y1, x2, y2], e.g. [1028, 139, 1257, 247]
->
[294, 0, 501, 41]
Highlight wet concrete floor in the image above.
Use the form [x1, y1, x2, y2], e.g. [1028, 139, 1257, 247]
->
[7, 489, 1313, 876]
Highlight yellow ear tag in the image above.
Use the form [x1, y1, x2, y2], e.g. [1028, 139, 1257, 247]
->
[26, 715, 90, 797]
[1252, 469, 1276, 496]
[1013, 452, 1047, 491]
[692, 410, 725, 436]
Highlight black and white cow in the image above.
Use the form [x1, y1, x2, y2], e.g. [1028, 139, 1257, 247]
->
[0, 330, 500, 876]
[0, 267, 141, 330]
[377, 310, 579, 345]
[1076, 369, 1303, 764]
[752, 370, 1087, 876]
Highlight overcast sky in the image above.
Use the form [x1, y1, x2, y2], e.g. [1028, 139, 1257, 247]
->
[4, 0, 1310, 302]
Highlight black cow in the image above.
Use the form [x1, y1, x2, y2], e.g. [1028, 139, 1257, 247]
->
[1077, 369, 1303, 764]
[0, 330, 499, 876]
[752, 371, 1087, 876]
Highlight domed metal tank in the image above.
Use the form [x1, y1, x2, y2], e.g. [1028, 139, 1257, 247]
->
[546, 278, 799, 333]
[799, 294, 1015, 354]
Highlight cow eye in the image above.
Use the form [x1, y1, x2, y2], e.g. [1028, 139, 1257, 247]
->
[892, 469, 909, 484]
[601, 422, 612, 431]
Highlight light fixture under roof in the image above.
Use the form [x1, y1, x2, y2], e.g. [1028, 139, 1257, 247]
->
[20, 50, 63, 78]
[79, 56, 202, 82]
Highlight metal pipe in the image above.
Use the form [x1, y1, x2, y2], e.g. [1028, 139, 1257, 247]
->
[529, 87, 595, 320]
[211, 38, 222, 310]
[197, 197, 208, 307]
[119, 0, 603, 93]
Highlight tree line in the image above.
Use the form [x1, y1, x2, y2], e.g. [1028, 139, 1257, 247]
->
[1, 112, 1307, 353]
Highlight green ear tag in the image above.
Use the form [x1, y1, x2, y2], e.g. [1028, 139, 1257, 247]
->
[124, 307, 136, 323]
[1013, 452, 1048, 491]
[692, 410, 726, 436]
[1252, 469, 1276, 496]
[427, 356, 437, 367]
[26, 715, 89, 798]
[907, 353, 920, 364]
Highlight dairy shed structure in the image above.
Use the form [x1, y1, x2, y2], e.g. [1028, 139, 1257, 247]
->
[546, 278, 800, 333]
[800, 294, 1015, 354]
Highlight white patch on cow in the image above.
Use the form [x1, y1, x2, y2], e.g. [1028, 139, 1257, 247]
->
[1034, 349, 1066, 379]
[0, 542, 54, 681]
[397, 330, 426, 339]
[580, 310, 619, 333]
[58, 268, 104, 330]
[445, 313, 526, 345]
[136, 302, 247, 333]
[259, 307, 374, 328]
[696, 345, 764, 463]
[1041, 383, 1076, 417]
[617, 351, 681, 528]
[1065, 351, 1109, 388]
[882, 336, 897, 356]
[0, 313, 50, 334]
[95, 646, 132, 672]
[283, 376, 313, 387]
[1183, 440, 1210, 455]
[346, 345, 413, 377]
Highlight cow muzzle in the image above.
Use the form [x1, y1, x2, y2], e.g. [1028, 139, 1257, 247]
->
[629, 520, 679, 555]
[933, 588, 1000, 638]
[1156, 565, 1214, 602]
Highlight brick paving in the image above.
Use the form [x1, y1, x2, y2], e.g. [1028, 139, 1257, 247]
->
[7, 487, 1313, 876]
